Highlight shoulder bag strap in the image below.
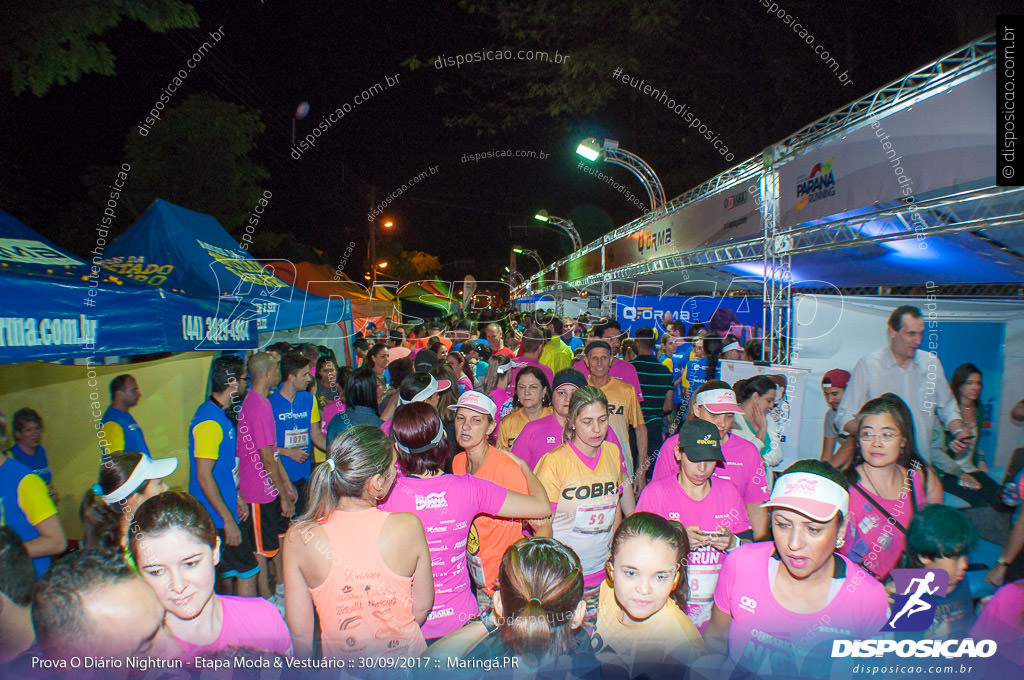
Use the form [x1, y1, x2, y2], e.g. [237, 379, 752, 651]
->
[851, 481, 909, 535]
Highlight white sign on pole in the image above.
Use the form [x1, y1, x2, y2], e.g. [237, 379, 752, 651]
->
[720, 360, 811, 474]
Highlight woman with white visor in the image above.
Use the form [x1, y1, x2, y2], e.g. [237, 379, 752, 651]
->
[705, 460, 888, 678]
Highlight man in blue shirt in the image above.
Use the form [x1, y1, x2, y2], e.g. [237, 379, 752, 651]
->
[0, 456, 65, 576]
[99, 374, 150, 460]
[188, 356, 258, 595]
[269, 352, 326, 517]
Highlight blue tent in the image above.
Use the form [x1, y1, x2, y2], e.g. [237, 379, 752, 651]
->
[0, 210, 257, 364]
[101, 200, 352, 338]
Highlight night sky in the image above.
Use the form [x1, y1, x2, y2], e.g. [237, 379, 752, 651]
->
[0, 0, 1014, 285]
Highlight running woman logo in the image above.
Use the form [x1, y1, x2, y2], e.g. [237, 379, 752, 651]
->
[781, 477, 818, 496]
[795, 158, 836, 210]
[886, 568, 949, 631]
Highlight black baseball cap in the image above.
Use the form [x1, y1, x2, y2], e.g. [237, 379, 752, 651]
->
[551, 368, 587, 391]
[677, 420, 725, 463]
[413, 349, 438, 372]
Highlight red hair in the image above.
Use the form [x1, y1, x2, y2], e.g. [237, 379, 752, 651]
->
[391, 402, 449, 475]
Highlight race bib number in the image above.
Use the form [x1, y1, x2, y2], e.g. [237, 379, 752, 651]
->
[573, 501, 617, 535]
[284, 428, 309, 449]
[688, 568, 721, 604]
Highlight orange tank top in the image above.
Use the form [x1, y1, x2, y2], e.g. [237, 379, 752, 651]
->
[310, 508, 427, 657]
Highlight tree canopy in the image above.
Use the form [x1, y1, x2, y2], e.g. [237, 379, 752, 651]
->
[0, 0, 198, 96]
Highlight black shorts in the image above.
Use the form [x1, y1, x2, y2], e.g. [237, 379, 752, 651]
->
[291, 477, 310, 518]
[251, 497, 285, 558]
[216, 514, 260, 580]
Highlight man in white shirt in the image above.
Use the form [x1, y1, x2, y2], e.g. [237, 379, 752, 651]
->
[835, 305, 970, 467]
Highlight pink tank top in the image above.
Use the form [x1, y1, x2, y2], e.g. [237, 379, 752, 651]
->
[310, 508, 427, 657]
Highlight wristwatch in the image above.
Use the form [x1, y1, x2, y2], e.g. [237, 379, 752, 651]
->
[995, 557, 1010, 567]
[481, 608, 500, 633]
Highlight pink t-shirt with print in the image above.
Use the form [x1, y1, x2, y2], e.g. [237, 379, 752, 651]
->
[176, 594, 292, 663]
[652, 433, 770, 504]
[636, 476, 750, 629]
[840, 465, 926, 580]
[714, 541, 888, 677]
[236, 390, 278, 504]
[380, 474, 507, 638]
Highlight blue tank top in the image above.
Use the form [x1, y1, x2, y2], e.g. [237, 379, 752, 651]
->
[0, 457, 50, 575]
[100, 406, 150, 459]
[187, 400, 238, 528]
[7, 444, 51, 484]
[269, 390, 316, 482]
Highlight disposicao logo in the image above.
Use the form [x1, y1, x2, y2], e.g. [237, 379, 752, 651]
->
[831, 569, 997, 659]
[795, 157, 835, 210]
[886, 568, 947, 632]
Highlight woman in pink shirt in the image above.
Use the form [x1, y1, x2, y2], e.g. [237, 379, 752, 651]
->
[282, 425, 434, 658]
[970, 579, 1024, 666]
[705, 460, 888, 678]
[447, 350, 476, 393]
[841, 393, 942, 580]
[651, 381, 770, 538]
[480, 355, 514, 428]
[636, 419, 751, 629]
[381, 402, 551, 639]
[129, 491, 293, 664]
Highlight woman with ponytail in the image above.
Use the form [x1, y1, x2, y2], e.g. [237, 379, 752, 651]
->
[282, 425, 433, 659]
[80, 452, 177, 561]
[429, 537, 604, 676]
[381, 399, 551, 639]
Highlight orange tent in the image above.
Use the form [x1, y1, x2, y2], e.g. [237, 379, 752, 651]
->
[264, 261, 399, 335]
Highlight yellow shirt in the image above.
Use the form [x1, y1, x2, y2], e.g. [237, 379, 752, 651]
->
[540, 337, 574, 374]
[595, 581, 706, 667]
[495, 406, 552, 450]
[534, 441, 624, 581]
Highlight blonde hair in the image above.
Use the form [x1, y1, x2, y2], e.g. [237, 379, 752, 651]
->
[563, 385, 609, 442]
[297, 426, 393, 523]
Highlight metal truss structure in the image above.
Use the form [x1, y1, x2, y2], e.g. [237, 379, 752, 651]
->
[515, 35, 1013, 365]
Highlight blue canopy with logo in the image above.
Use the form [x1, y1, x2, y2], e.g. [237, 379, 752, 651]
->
[0, 209, 257, 364]
[100, 199, 352, 339]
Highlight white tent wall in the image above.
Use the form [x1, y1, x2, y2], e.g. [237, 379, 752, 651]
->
[791, 295, 1024, 468]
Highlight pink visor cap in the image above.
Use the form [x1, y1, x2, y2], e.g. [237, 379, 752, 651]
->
[448, 390, 497, 419]
[400, 374, 453, 405]
[761, 471, 849, 523]
[695, 388, 743, 414]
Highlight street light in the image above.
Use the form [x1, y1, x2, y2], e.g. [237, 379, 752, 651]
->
[369, 219, 394, 288]
[533, 210, 583, 252]
[512, 247, 544, 270]
[575, 137, 667, 212]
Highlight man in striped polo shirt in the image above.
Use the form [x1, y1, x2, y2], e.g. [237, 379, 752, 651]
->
[630, 327, 674, 491]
